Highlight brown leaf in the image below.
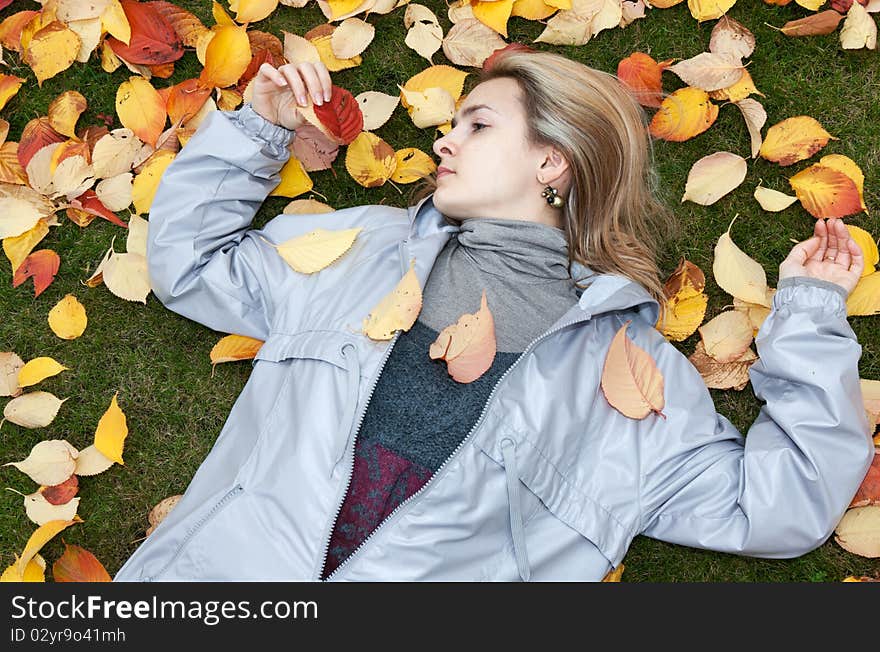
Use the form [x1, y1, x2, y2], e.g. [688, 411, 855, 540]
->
[688, 340, 757, 391]
[146, 494, 183, 536]
[663, 258, 706, 297]
[150, 0, 210, 49]
[775, 10, 845, 37]
[52, 543, 111, 582]
[290, 123, 340, 172]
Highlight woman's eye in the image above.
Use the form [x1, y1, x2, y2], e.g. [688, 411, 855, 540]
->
[472, 123, 487, 132]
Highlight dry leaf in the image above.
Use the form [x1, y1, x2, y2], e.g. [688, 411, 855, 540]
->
[0, 352, 24, 398]
[399, 86, 455, 128]
[759, 116, 835, 166]
[200, 24, 251, 89]
[601, 320, 665, 420]
[270, 155, 313, 198]
[850, 451, 880, 508]
[355, 91, 400, 131]
[132, 149, 175, 214]
[345, 131, 397, 187]
[841, 2, 878, 49]
[11, 518, 82, 580]
[12, 249, 61, 297]
[709, 15, 755, 59]
[649, 87, 719, 142]
[52, 544, 112, 582]
[47, 91, 87, 139]
[404, 4, 444, 63]
[146, 494, 183, 536]
[847, 271, 880, 316]
[697, 309, 754, 363]
[773, 10, 844, 37]
[267, 227, 362, 273]
[283, 198, 335, 214]
[40, 474, 79, 506]
[210, 334, 265, 365]
[789, 164, 863, 219]
[391, 148, 436, 183]
[688, 0, 736, 21]
[23, 22, 81, 86]
[713, 215, 770, 307]
[23, 491, 80, 526]
[846, 225, 878, 277]
[4, 439, 78, 485]
[116, 76, 166, 148]
[617, 52, 672, 109]
[754, 185, 798, 212]
[331, 17, 375, 59]
[94, 391, 128, 465]
[91, 128, 143, 179]
[441, 18, 507, 68]
[682, 151, 747, 205]
[834, 506, 880, 557]
[17, 357, 68, 388]
[667, 51, 744, 92]
[362, 258, 423, 340]
[74, 444, 115, 476]
[429, 289, 497, 383]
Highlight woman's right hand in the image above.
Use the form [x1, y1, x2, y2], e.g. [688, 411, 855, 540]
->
[250, 61, 334, 131]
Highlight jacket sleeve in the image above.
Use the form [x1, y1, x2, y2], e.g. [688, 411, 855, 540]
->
[638, 276, 875, 558]
[146, 103, 295, 340]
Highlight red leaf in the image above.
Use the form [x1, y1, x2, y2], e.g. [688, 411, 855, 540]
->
[41, 474, 79, 505]
[313, 85, 363, 145]
[71, 190, 129, 228]
[0, 1, 15, 12]
[12, 249, 60, 298]
[831, 0, 868, 11]
[52, 544, 112, 582]
[18, 117, 65, 170]
[482, 42, 536, 72]
[236, 47, 278, 96]
[850, 451, 880, 508]
[106, 0, 184, 65]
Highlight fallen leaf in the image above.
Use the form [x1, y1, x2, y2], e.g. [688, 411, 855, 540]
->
[688, 0, 736, 22]
[23, 22, 81, 86]
[0, 352, 24, 397]
[759, 116, 835, 166]
[772, 9, 844, 37]
[355, 91, 400, 131]
[17, 357, 68, 388]
[649, 86, 719, 142]
[132, 149, 175, 214]
[698, 309, 754, 363]
[667, 51, 745, 92]
[52, 544, 111, 582]
[841, 2, 878, 50]
[754, 185, 798, 212]
[682, 151, 747, 205]
[789, 164, 863, 219]
[442, 18, 507, 68]
[74, 444, 115, 476]
[116, 76, 166, 148]
[391, 148, 436, 183]
[231, 0, 280, 23]
[834, 506, 880, 557]
[40, 474, 79, 506]
[846, 225, 878, 277]
[94, 391, 128, 465]
[4, 439, 78, 485]
[332, 17, 375, 59]
[22, 491, 80, 526]
[601, 320, 666, 420]
[47, 91, 87, 139]
[709, 15, 755, 59]
[849, 451, 880, 508]
[345, 131, 396, 187]
[617, 52, 672, 108]
[13, 518, 82, 580]
[146, 494, 183, 536]
[713, 215, 771, 307]
[688, 339, 757, 390]
[12, 249, 61, 298]
[200, 24, 251, 89]
[847, 271, 880, 316]
[106, 0, 183, 65]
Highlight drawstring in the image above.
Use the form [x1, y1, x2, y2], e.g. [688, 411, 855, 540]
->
[500, 437, 531, 582]
[332, 343, 361, 477]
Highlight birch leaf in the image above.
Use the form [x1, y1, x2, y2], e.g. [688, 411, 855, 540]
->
[116, 76, 166, 148]
[47, 91, 87, 140]
[428, 289, 497, 384]
[266, 227, 363, 274]
[601, 320, 665, 420]
[391, 148, 436, 183]
[773, 10, 844, 37]
[687, 0, 737, 22]
[95, 172, 133, 212]
[404, 5, 443, 62]
[15, 518, 82, 579]
[399, 86, 455, 128]
[362, 258, 423, 340]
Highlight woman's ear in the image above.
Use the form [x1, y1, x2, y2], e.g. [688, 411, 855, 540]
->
[538, 148, 570, 187]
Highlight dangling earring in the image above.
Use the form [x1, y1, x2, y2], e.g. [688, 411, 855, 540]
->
[541, 184, 564, 209]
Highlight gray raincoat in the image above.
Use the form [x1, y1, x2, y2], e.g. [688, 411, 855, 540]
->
[113, 107, 874, 582]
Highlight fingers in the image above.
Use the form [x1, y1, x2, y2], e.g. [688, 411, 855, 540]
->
[828, 218, 851, 269]
[812, 218, 828, 261]
[275, 62, 332, 107]
[789, 236, 820, 266]
[847, 234, 865, 276]
[825, 217, 840, 263]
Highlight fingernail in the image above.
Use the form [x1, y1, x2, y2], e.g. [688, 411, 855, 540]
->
[313, 94, 323, 106]
[298, 95, 307, 106]
[324, 90, 332, 102]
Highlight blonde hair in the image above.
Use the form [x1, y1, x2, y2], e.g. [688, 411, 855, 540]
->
[410, 49, 677, 307]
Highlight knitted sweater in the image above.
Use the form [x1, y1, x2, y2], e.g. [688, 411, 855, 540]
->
[320, 215, 583, 579]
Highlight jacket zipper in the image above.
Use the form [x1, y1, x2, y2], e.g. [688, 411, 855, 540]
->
[323, 313, 590, 581]
[146, 484, 244, 581]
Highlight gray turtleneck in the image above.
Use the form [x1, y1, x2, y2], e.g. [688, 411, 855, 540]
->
[323, 215, 583, 577]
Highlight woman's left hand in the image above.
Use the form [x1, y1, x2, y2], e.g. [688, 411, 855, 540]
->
[778, 218, 864, 297]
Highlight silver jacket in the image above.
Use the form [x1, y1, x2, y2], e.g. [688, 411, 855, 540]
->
[113, 107, 874, 582]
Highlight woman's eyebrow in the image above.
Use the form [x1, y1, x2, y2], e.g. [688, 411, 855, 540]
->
[450, 104, 499, 128]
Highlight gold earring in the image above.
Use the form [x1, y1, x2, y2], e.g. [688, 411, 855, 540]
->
[541, 184, 564, 209]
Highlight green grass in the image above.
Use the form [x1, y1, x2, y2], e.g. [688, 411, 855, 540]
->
[1, 1, 878, 582]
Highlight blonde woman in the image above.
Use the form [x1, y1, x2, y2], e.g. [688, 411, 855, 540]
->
[114, 51, 872, 582]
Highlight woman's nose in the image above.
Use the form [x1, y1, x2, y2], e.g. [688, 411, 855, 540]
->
[432, 134, 453, 158]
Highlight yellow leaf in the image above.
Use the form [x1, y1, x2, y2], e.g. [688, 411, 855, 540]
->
[708, 68, 763, 103]
[326, 0, 367, 20]
[847, 271, 880, 317]
[712, 215, 770, 306]
[657, 285, 708, 342]
[759, 116, 835, 166]
[102, 251, 151, 303]
[132, 150, 176, 214]
[472, 0, 515, 37]
[267, 227, 363, 274]
[345, 131, 397, 188]
[212, 1, 237, 26]
[216, 88, 242, 112]
[101, 0, 131, 45]
[1, 391, 68, 429]
[94, 391, 128, 465]
[23, 22, 81, 86]
[840, 3, 877, 50]
[834, 506, 880, 558]
[687, 0, 737, 22]
[0, 184, 57, 239]
[0, 74, 25, 112]
[3, 439, 78, 485]
[401, 65, 470, 110]
[391, 147, 437, 183]
[74, 444, 115, 477]
[283, 198, 335, 214]
[48, 293, 88, 340]
[1, 554, 46, 583]
[100, 39, 122, 73]
[17, 357, 68, 388]
[754, 185, 798, 212]
[356, 91, 400, 131]
[116, 77, 166, 148]
[399, 86, 455, 128]
[846, 225, 878, 277]
[649, 87, 719, 142]
[48, 91, 87, 140]
[270, 155, 313, 198]
[362, 258, 423, 340]
[16, 518, 82, 578]
[333, 17, 376, 59]
[230, 0, 280, 23]
[789, 164, 863, 219]
[733, 291, 774, 334]
[200, 24, 251, 88]
[697, 309, 754, 363]
[601, 563, 625, 582]
[512, 0, 559, 20]
[3, 217, 51, 274]
[310, 33, 361, 72]
[210, 334, 265, 364]
[601, 320, 665, 420]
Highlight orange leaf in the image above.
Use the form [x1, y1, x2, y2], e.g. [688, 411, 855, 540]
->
[313, 85, 364, 145]
[428, 289, 497, 384]
[40, 474, 79, 506]
[12, 249, 60, 298]
[0, 74, 25, 112]
[70, 190, 128, 228]
[617, 52, 670, 109]
[789, 164, 863, 219]
[52, 544, 111, 582]
[0, 11, 39, 52]
[759, 116, 835, 166]
[0, 141, 29, 185]
[210, 334, 264, 365]
[106, 0, 184, 65]
[850, 451, 880, 508]
[601, 320, 666, 420]
[18, 117, 65, 171]
[663, 258, 706, 296]
[166, 78, 212, 126]
[47, 91, 87, 140]
[649, 87, 718, 142]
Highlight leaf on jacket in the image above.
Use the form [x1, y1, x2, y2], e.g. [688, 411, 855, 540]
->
[754, 185, 797, 212]
[682, 151, 747, 205]
[345, 132, 396, 187]
[688, 339, 756, 391]
[601, 320, 665, 420]
[847, 272, 880, 316]
[40, 473, 79, 506]
[649, 87, 718, 142]
[849, 451, 880, 508]
[74, 444, 115, 477]
[12, 249, 61, 298]
[210, 334, 265, 367]
[17, 356, 69, 388]
[841, 2, 877, 50]
[617, 52, 673, 109]
[3, 439, 78, 485]
[391, 147, 436, 184]
[362, 258, 423, 340]
[657, 258, 708, 342]
[698, 310, 754, 363]
[834, 505, 880, 558]
[52, 543, 112, 582]
[712, 215, 771, 307]
[22, 490, 80, 526]
[116, 76, 166, 148]
[146, 494, 183, 536]
[94, 391, 128, 465]
[0, 351, 24, 398]
[268, 226, 363, 274]
[789, 164, 863, 219]
[429, 288, 497, 383]
[759, 116, 835, 167]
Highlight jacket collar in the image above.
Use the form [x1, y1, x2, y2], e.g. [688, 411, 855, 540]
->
[407, 193, 659, 326]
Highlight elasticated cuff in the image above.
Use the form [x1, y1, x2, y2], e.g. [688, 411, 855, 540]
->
[225, 103, 295, 158]
[773, 275, 849, 318]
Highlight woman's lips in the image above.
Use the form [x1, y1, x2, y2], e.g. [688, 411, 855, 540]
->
[436, 167, 453, 178]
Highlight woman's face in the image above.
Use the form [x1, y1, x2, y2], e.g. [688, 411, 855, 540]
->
[431, 77, 552, 221]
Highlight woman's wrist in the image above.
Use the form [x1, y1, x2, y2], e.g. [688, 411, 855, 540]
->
[226, 103, 295, 155]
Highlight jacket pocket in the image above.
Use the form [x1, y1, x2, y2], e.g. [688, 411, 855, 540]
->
[471, 425, 633, 575]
